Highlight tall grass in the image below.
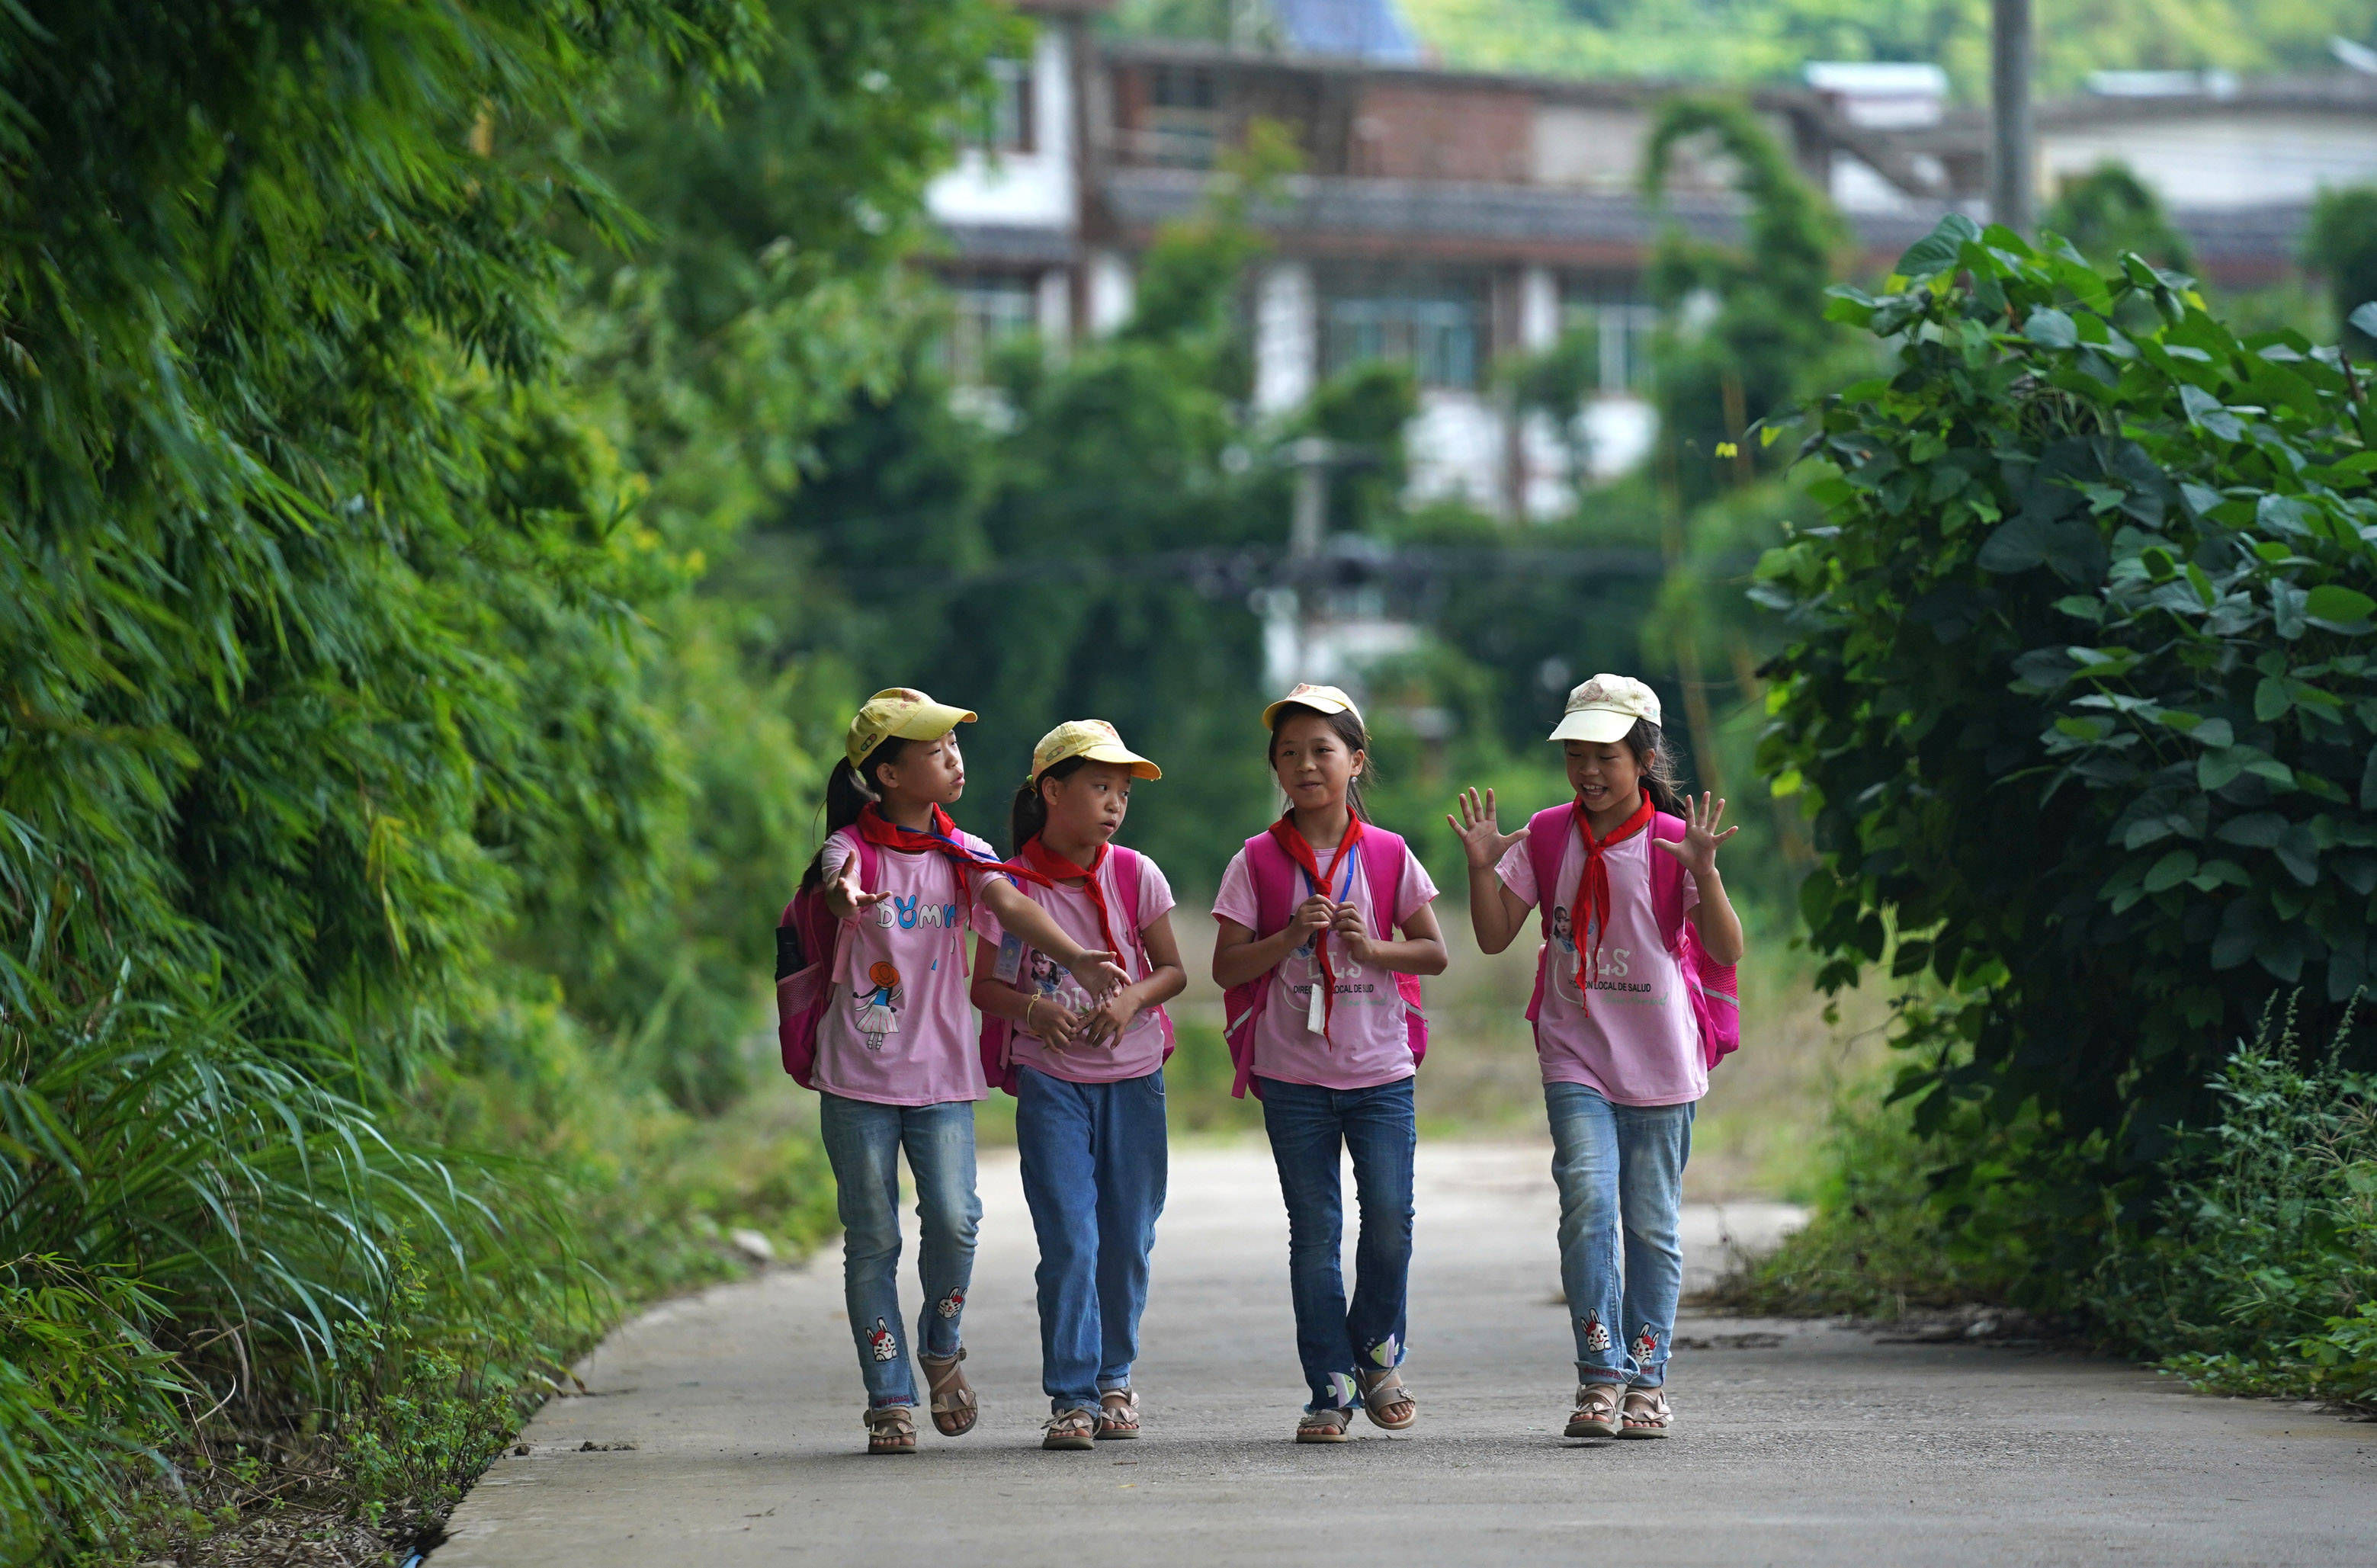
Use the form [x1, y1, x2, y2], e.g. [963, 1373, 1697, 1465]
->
[0, 969, 575, 1557]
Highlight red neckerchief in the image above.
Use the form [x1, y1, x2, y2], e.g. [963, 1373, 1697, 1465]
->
[1020, 835, 1127, 976]
[855, 804, 1049, 928]
[1572, 794, 1654, 1008]
[1265, 813, 1365, 1042]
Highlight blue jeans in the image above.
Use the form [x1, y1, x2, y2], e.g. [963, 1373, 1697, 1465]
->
[1015, 1066, 1169, 1412]
[1545, 1082, 1694, 1388]
[816, 1093, 980, 1410]
[1257, 1075, 1416, 1411]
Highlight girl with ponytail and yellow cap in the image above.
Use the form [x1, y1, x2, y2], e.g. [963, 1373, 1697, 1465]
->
[970, 720, 1186, 1451]
[792, 691, 1129, 1456]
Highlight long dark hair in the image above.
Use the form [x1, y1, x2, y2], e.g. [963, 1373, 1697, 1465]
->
[800, 736, 913, 890]
[1622, 718, 1687, 817]
[1266, 703, 1373, 822]
[1009, 755, 1091, 855]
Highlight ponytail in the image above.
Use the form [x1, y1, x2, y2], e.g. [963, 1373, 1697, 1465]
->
[1008, 755, 1091, 855]
[800, 738, 913, 890]
[1625, 718, 1687, 818]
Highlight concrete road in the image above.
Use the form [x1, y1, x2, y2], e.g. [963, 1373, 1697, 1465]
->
[435, 1143, 2376, 1566]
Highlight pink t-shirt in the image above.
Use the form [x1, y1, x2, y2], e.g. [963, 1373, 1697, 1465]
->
[983, 849, 1178, 1085]
[1495, 828, 1705, 1106]
[1211, 834, 1439, 1091]
[811, 829, 1002, 1107]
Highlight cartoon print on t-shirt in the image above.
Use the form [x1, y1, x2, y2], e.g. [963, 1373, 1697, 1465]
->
[855, 961, 903, 1051]
[867, 1318, 897, 1361]
[1580, 1311, 1612, 1355]
[1024, 948, 1065, 998]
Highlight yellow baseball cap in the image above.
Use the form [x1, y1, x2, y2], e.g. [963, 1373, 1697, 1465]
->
[1030, 719, 1162, 782]
[1548, 673, 1660, 745]
[845, 687, 977, 768]
[1261, 682, 1364, 729]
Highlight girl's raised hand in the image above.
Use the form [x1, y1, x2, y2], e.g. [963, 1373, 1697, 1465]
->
[1650, 791, 1739, 878]
[1448, 787, 1525, 870]
[825, 860, 893, 922]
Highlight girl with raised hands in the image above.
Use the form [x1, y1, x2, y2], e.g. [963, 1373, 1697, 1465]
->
[1211, 684, 1448, 1444]
[1450, 674, 1743, 1441]
[971, 721, 1185, 1451]
[788, 689, 1128, 1456]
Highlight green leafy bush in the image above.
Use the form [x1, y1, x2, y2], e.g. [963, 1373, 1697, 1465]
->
[2093, 996, 2377, 1406]
[1756, 216, 2377, 1223]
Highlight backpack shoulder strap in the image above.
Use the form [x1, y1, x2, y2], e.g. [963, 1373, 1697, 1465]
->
[1110, 845, 1144, 932]
[1358, 827, 1407, 934]
[1244, 832, 1298, 938]
[1525, 805, 1570, 932]
[1649, 811, 1688, 947]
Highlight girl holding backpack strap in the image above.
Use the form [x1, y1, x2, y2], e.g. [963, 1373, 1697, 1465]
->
[1450, 674, 1743, 1441]
[970, 720, 1186, 1452]
[778, 690, 1128, 1457]
[1211, 684, 1448, 1444]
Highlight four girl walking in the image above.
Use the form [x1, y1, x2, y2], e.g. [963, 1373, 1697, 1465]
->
[776, 673, 1742, 1454]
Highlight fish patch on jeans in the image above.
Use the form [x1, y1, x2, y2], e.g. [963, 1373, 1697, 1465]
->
[935, 1287, 965, 1320]
[1580, 1312, 1612, 1355]
[1322, 1371, 1359, 1409]
[867, 1318, 897, 1361]
[1365, 1333, 1400, 1369]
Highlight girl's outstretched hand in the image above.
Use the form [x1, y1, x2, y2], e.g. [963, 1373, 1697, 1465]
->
[1650, 792, 1739, 879]
[826, 861, 893, 923]
[1448, 787, 1525, 870]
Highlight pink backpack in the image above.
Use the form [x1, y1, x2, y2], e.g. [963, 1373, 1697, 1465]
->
[1520, 805, 1740, 1071]
[976, 845, 1176, 1095]
[1220, 826, 1429, 1100]
[776, 826, 878, 1088]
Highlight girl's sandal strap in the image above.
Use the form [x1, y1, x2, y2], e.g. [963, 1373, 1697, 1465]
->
[917, 1347, 977, 1437]
[1567, 1382, 1623, 1438]
[1095, 1387, 1140, 1438]
[1618, 1387, 1671, 1437]
[1043, 1406, 1099, 1449]
[863, 1404, 917, 1454]
[1296, 1405, 1354, 1443]
[1356, 1367, 1416, 1430]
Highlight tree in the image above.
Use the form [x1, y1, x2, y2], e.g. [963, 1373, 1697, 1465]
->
[1758, 214, 2377, 1252]
[2045, 162, 2195, 274]
[2305, 185, 2377, 355]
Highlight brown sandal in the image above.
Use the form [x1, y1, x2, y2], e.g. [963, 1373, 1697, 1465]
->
[917, 1347, 977, 1437]
[863, 1404, 917, 1454]
[1095, 1387, 1140, 1439]
[1619, 1386, 1672, 1438]
[1357, 1366, 1416, 1431]
[1296, 1404, 1353, 1444]
[1043, 1406, 1098, 1450]
[1565, 1382, 1622, 1439]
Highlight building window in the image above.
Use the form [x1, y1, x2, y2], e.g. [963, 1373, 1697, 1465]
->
[984, 56, 1035, 154]
[1561, 278, 1659, 393]
[1136, 64, 1221, 168]
[938, 273, 1038, 385]
[1321, 284, 1486, 390]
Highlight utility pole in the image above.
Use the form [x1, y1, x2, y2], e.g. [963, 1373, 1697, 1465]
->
[1990, 0, 2034, 232]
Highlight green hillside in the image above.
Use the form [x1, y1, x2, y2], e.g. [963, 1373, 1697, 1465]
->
[1401, 0, 2377, 100]
[1121, 2, 2377, 101]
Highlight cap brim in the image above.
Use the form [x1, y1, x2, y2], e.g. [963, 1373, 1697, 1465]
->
[1548, 709, 1641, 745]
[887, 702, 977, 742]
[1082, 744, 1163, 781]
[1262, 695, 1356, 727]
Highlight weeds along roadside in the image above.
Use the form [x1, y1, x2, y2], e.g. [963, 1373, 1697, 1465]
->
[1706, 993, 2377, 1412]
